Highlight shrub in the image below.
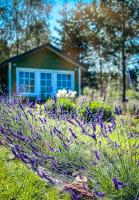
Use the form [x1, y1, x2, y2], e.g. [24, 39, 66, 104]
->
[83, 86, 90, 96]
[45, 98, 56, 111]
[126, 89, 139, 100]
[56, 97, 77, 113]
[80, 101, 113, 121]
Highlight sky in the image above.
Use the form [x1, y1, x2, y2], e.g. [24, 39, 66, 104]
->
[50, 0, 92, 39]
[50, 1, 74, 39]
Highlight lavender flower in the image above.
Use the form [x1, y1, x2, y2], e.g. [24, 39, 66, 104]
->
[112, 177, 127, 190]
[94, 191, 106, 197]
[115, 106, 122, 115]
[39, 117, 47, 124]
[37, 167, 54, 183]
[63, 142, 69, 150]
[53, 95, 57, 104]
[92, 133, 97, 140]
[121, 119, 126, 126]
[92, 123, 96, 132]
[94, 150, 100, 160]
[47, 143, 55, 152]
[69, 128, 77, 139]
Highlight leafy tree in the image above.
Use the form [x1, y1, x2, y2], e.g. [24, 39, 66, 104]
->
[56, 0, 139, 101]
[0, 0, 53, 62]
[0, 40, 10, 63]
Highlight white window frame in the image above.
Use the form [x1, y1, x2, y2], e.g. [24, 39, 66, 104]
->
[16, 68, 37, 96]
[40, 71, 53, 98]
[55, 70, 74, 92]
[16, 68, 75, 97]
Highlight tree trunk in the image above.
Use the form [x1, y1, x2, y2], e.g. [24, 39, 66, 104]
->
[121, 1, 126, 103]
[122, 40, 126, 103]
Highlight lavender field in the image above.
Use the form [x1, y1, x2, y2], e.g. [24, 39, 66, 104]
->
[0, 93, 139, 200]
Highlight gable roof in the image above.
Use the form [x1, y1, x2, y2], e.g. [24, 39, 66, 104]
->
[0, 43, 86, 71]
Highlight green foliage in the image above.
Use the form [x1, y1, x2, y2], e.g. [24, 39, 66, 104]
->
[56, 98, 77, 113]
[127, 89, 139, 100]
[0, 147, 70, 200]
[45, 98, 56, 110]
[0, 1, 52, 62]
[109, 89, 121, 98]
[83, 87, 90, 96]
[80, 101, 113, 121]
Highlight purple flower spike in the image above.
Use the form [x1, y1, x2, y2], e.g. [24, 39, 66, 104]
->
[37, 167, 54, 183]
[53, 95, 57, 104]
[121, 119, 126, 126]
[94, 191, 106, 198]
[112, 177, 127, 190]
[115, 106, 122, 115]
[92, 133, 97, 140]
[94, 150, 100, 160]
[69, 128, 77, 139]
[47, 143, 55, 152]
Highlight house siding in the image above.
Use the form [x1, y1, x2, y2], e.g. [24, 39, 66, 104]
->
[11, 48, 79, 96]
[0, 66, 8, 90]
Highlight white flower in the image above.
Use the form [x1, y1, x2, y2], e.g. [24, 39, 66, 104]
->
[56, 89, 77, 99]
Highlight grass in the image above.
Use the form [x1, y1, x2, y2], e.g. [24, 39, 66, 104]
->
[0, 147, 70, 200]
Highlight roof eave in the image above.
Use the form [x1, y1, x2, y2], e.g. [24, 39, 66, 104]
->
[0, 44, 86, 71]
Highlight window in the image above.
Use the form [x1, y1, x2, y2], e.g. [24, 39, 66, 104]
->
[17, 70, 35, 94]
[16, 68, 74, 97]
[57, 73, 72, 91]
[40, 72, 52, 98]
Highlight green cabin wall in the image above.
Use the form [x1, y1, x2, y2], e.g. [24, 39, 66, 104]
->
[10, 48, 79, 96]
[0, 66, 8, 91]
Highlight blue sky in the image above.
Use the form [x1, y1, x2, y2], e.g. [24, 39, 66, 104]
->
[50, 0, 91, 38]
[50, 1, 75, 38]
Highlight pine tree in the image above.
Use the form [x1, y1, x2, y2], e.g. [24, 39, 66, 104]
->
[96, 0, 139, 102]
[56, 0, 139, 101]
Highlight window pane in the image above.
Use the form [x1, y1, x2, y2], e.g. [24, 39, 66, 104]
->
[19, 72, 24, 78]
[25, 79, 29, 85]
[46, 73, 51, 79]
[46, 80, 51, 87]
[67, 74, 71, 80]
[47, 87, 52, 93]
[25, 72, 29, 79]
[41, 80, 45, 86]
[25, 86, 30, 93]
[19, 79, 24, 86]
[41, 73, 45, 79]
[41, 87, 45, 93]
[57, 73, 72, 91]
[63, 81, 66, 87]
[30, 72, 34, 79]
[30, 86, 35, 93]
[63, 74, 66, 80]
[67, 81, 71, 88]
[57, 74, 61, 79]
[30, 79, 34, 85]
[40, 72, 52, 98]
[18, 71, 35, 94]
